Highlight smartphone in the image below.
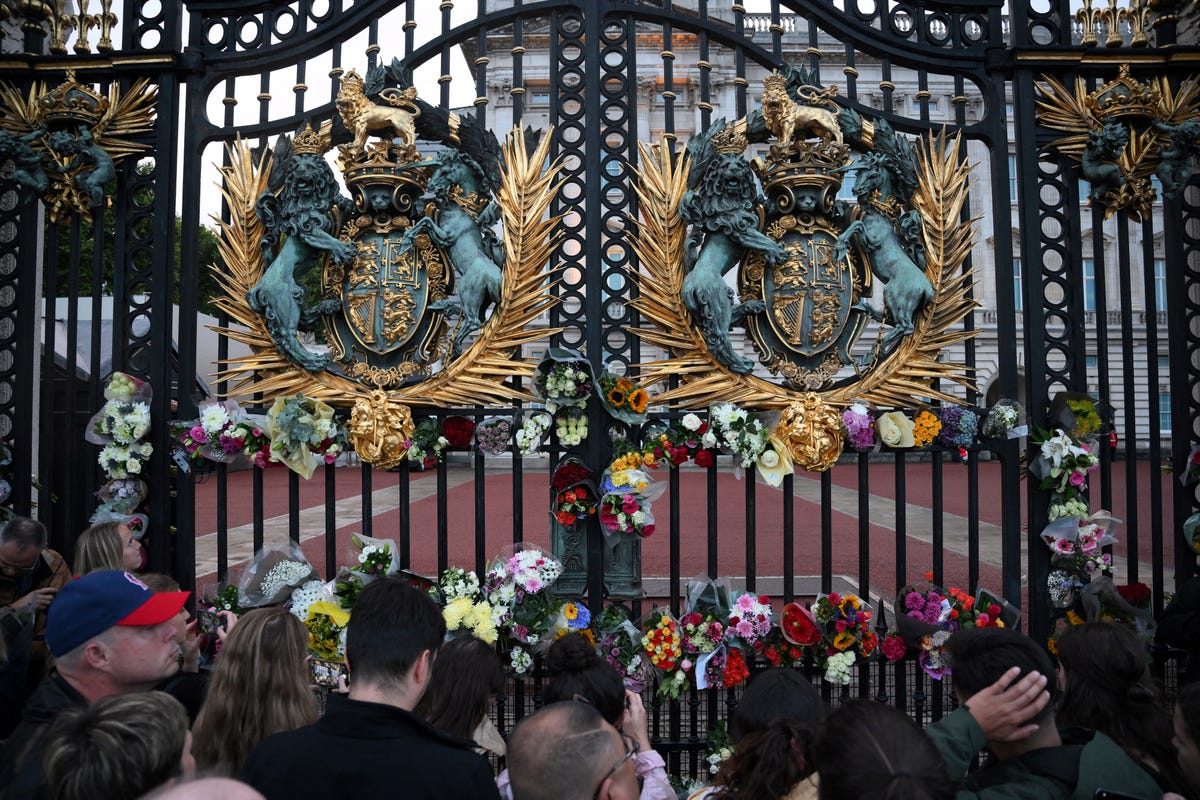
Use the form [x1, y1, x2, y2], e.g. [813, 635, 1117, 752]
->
[196, 609, 222, 636]
[976, 589, 1021, 628]
[309, 658, 348, 688]
[1093, 791, 1143, 800]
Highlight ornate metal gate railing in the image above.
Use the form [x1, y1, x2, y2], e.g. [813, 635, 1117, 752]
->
[1, 0, 1197, 781]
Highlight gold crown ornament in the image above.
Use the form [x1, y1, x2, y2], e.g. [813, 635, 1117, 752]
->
[292, 123, 331, 155]
[38, 71, 109, 128]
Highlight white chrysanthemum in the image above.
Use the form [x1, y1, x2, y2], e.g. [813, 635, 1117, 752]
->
[200, 404, 231, 436]
[289, 579, 325, 620]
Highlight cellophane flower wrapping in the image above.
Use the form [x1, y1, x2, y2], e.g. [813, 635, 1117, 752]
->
[266, 394, 342, 479]
[238, 543, 317, 607]
[640, 608, 688, 699]
[842, 403, 876, 451]
[515, 412, 552, 455]
[708, 403, 769, 469]
[474, 416, 514, 455]
[483, 544, 563, 654]
[596, 370, 650, 425]
[594, 605, 652, 692]
[1029, 428, 1099, 504]
[981, 398, 1027, 439]
[533, 348, 593, 412]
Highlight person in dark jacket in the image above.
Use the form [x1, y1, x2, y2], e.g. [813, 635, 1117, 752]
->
[927, 626, 1163, 800]
[0, 569, 190, 800]
[240, 575, 500, 800]
[0, 516, 70, 732]
[1157, 574, 1200, 685]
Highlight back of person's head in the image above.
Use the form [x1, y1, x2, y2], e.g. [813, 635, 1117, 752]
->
[1, 516, 46, 550]
[139, 572, 181, 593]
[190, 606, 316, 772]
[508, 701, 634, 800]
[42, 691, 191, 800]
[706, 668, 826, 800]
[1055, 622, 1185, 791]
[729, 667, 826, 741]
[542, 632, 625, 725]
[414, 635, 505, 740]
[947, 627, 1057, 726]
[74, 521, 127, 575]
[815, 700, 953, 800]
[345, 574, 445, 688]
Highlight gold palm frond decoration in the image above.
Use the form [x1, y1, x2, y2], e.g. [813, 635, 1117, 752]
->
[209, 127, 564, 408]
[628, 131, 978, 410]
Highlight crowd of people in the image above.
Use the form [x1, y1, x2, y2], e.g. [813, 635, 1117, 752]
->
[1, 514, 1198, 799]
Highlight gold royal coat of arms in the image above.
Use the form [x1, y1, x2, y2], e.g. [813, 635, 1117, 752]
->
[629, 66, 979, 470]
[211, 59, 562, 469]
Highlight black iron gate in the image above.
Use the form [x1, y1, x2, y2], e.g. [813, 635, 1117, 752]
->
[1, 0, 1198, 780]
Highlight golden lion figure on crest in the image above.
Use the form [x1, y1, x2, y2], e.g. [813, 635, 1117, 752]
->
[336, 69, 420, 153]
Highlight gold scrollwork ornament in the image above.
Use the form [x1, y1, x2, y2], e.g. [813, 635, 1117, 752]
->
[348, 391, 414, 471]
[775, 394, 845, 473]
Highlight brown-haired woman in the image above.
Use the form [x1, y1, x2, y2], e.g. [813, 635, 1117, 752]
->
[414, 635, 507, 756]
[1055, 621, 1189, 795]
[190, 607, 317, 773]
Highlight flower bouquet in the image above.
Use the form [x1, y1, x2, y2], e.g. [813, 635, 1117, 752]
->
[437, 566, 482, 603]
[178, 400, 247, 464]
[348, 533, 397, 579]
[594, 604, 652, 691]
[1029, 428, 1099, 504]
[754, 434, 794, 488]
[708, 403, 769, 469]
[877, 411, 916, 448]
[88, 396, 152, 446]
[546, 599, 593, 644]
[554, 407, 588, 447]
[515, 412, 552, 455]
[474, 416, 514, 455]
[98, 441, 154, 480]
[266, 394, 342, 479]
[238, 544, 317, 607]
[762, 628, 807, 668]
[938, 406, 979, 458]
[912, 410, 942, 448]
[289, 578, 328, 620]
[808, 592, 876, 684]
[842, 403, 876, 452]
[725, 591, 774, 653]
[982, 399, 1027, 440]
[1049, 391, 1105, 443]
[443, 594, 499, 645]
[305, 600, 349, 659]
[406, 418, 449, 467]
[678, 576, 730, 690]
[1040, 512, 1119, 583]
[641, 608, 687, 699]
[641, 413, 711, 469]
[484, 544, 563, 654]
[551, 458, 597, 529]
[97, 477, 147, 514]
[533, 348, 594, 412]
[597, 369, 650, 425]
[103, 371, 151, 402]
[441, 416, 476, 449]
[598, 460, 663, 539]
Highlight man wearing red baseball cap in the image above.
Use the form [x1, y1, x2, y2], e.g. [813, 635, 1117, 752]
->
[0, 570, 189, 800]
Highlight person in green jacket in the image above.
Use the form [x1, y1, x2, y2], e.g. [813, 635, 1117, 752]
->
[926, 627, 1164, 800]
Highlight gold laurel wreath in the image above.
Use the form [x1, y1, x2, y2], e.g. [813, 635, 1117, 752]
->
[628, 130, 979, 410]
[209, 127, 563, 408]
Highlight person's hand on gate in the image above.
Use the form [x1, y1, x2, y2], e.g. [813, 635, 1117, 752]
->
[621, 689, 650, 753]
[963, 666, 1051, 742]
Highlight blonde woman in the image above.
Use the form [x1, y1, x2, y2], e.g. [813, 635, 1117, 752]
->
[190, 607, 317, 773]
[73, 521, 142, 575]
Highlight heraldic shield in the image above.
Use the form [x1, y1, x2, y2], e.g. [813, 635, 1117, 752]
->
[323, 156, 453, 384]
